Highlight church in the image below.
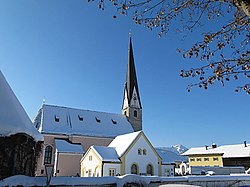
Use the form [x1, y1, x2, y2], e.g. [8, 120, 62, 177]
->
[33, 36, 144, 177]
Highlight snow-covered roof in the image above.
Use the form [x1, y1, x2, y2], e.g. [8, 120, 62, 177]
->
[0, 70, 43, 141]
[92, 145, 120, 162]
[55, 139, 83, 154]
[33, 104, 134, 138]
[155, 148, 187, 164]
[108, 131, 141, 157]
[182, 143, 250, 158]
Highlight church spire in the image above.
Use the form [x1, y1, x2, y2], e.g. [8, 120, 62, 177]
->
[122, 34, 142, 131]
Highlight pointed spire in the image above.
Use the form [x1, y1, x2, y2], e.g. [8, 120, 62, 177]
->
[124, 34, 142, 109]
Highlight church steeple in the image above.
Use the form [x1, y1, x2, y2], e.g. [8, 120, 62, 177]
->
[122, 34, 142, 131]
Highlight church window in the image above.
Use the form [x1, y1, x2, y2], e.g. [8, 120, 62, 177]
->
[143, 149, 147, 155]
[78, 115, 83, 121]
[146, 164, 154, 176]
[111, 119, 117, 125]
[138, 148, 142, 155]
[131, 163, 138, 174]
[134, 110, 137, 118]
[95, 117, 101, 123]
[89, 155, 92, 161]
[124, 111, 127, 115]
[54, 115, 60, 122]
[44, 145, 53, 165]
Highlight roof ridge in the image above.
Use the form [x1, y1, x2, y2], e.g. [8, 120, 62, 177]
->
[43, 104, 126, 117]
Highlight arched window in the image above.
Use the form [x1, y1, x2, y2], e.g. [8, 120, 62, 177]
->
[44, 145, 53, 165]
[146, 164, 154, 176]
[131, 164, 138, 174]
[134, 110, 137, 117]
[138, 148, 142, 155]
[143, 149, 147, 155]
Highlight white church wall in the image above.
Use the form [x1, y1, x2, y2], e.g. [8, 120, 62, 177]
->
[124, 135, 159, 176]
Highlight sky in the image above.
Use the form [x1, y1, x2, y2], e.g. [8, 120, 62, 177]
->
[0, 0, 250, 148]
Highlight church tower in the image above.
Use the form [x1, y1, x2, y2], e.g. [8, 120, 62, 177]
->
[122, 35, 142, 131]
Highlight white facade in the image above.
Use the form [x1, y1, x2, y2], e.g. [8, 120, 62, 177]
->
[81, 149, 102, 177]
[124, 134, 160, 176]
[103, 163, 121, 176]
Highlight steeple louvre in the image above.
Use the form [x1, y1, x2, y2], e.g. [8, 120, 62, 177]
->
[122, 35, 142, 131]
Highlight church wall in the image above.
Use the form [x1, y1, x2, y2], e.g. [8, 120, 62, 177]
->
[124, 135, 159, 176]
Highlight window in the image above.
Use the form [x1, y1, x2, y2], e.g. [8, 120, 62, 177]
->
[190, 158, 195, 162]
[204, 157, 209, 161]
[109, 168, 116, 176]
[138, 148, 142, 155]
[134, 110, 137, 118]
[54, 115, 60, 122]
[41, 170, 44, 174]
[143, 149, 147, 155]
[78, 115, 83, 121]
[89, 155, 92, 161]
[146, 164, 154, 176]
[111, 119, 117, 125]
[95, 117, 101, 123]
[196, 158, 202, 162]
[44, 145, 53, 165]
[131, 164, 138, 174]
[213, 157, 219, 161]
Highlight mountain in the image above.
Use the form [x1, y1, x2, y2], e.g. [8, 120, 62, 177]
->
[155, 144, 188, 164]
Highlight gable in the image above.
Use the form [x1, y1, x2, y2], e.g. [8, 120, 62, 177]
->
[122, 132, 161, 161]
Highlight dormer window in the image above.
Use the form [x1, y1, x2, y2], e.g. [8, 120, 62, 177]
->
[95, 117, 101, 123]
[78, 115, 83, 122]
[54, 115, 60, 122]
[111, 119, 117, 125]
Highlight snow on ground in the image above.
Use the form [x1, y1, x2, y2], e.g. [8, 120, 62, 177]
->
[2, 174, 250, 187]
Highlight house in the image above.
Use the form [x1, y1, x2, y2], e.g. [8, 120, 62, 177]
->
[0, 70, 43, 179]
[33, 36, 143, 176]
[80, 131, 163, 177]
[183, 142, 250, 170]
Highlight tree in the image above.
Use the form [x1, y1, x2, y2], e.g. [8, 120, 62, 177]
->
[90, 0, 250, 93]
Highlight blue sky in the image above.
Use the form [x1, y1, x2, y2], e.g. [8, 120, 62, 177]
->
[1, 0, 250, 148]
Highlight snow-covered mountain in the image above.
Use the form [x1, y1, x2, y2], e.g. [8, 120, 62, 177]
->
[155, 144, 188, 163]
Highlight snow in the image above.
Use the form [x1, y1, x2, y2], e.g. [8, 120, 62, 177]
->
[55, 139, 83, 153]
[182, 144, 250, 158]
[0, 70, 43, 141]
[156, 148, 187, 164]
[92, 145, 121, 162]
[108, 131, 141, 157]
[34, 104, 134, 138]
[3, 174, 250, 187]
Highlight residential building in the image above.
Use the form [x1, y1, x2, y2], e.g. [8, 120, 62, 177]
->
[183, 142, 250, 170]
